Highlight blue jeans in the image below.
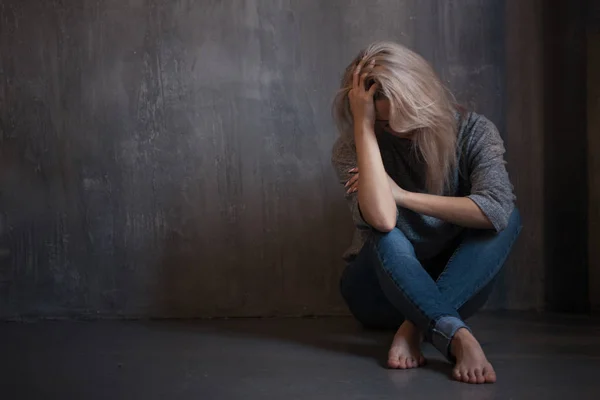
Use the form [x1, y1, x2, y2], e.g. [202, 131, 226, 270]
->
[340, 209, 522, 360]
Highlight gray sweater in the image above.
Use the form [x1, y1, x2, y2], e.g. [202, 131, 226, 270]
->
[331, 111, 515, 261]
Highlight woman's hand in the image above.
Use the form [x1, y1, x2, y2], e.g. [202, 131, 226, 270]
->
[348, 60, 379, 129]
[346, 167, 407, 204]
[345, 168, 360, 194]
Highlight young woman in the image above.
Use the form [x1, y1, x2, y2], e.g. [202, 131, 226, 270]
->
[331, 42, 521, 384]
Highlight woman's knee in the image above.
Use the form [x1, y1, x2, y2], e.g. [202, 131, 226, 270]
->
[507, 207, 523, 232]
[370, 227, 416, 258]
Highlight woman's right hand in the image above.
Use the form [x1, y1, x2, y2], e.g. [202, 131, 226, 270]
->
[348, 60, 379, 129]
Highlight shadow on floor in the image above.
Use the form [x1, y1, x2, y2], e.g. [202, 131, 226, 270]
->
[151, 316, 454, 378]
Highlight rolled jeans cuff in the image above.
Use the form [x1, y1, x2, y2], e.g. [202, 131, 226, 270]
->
[430, 316, 470, 360]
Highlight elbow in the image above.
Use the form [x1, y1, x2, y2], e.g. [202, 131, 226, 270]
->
[468, 194, 513, 232]
[493, 204, 517, 232]
[477, 211, 505, 232]
[368, 216, 396, 233]
[484, 209, 511, 232]
[482, 216, 497, 231]
[493, 207, 520, 232]
[357, 197, 397, 233]
[493, 218, 508, 232]
[374, 224, 395, 233]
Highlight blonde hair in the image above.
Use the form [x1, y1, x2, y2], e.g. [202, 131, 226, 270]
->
[332, 41, 458, 195]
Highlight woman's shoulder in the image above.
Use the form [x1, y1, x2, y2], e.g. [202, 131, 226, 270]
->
[457, 110, 503, 148]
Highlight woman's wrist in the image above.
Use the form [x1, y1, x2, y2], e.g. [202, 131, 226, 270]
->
[353, 118, 375, 134]
[386, 176, 409, 206]
[394, 188, 412, 209]
[393, 186, 410, 207]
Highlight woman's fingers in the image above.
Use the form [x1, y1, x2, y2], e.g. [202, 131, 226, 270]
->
[345, 173, 359, 188]
[345, 173, 359, 193]
[354, 59, 376, 93]
[353, 58, 375, 89]
[367, 81, 379, 96]
[360, 72, 369, 90]
[364, 61, 377, 94]
[353, 59, 366, 89]
[365, 60, 375, 78]
[352, 65, 360, 89]
[347, 182, 358, 194]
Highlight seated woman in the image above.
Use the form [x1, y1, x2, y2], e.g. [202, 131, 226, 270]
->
[331, 42, 521, 384]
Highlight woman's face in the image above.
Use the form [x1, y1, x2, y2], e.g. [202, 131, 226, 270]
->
[374, 98, 414, 139]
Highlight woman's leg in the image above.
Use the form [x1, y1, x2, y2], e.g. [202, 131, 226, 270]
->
[340, 243, 405, 330]
[435, 208, 523, 318]
[340, 235, 423, 369]
[340, 208, 522, 380]
[431, 208, 522, 383]
[365, 217, 520, 383]
[343, 227, 471, 368]
[367, 228, 469, 359]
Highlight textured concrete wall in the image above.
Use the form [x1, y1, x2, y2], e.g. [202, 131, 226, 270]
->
[0, 0, 509, 318]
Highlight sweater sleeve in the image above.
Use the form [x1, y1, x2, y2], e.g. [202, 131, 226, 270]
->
[465, 115, 516, 231]
[331, 136, 371, 230]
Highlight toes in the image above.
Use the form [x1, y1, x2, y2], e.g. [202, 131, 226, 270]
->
[462, 371, 471, 383]
[387, 349, 400, 369]
[396, 357, 407, 369]
[454, 366, 497, 384]
[462, 370, 474, 383]
[452, 368, 462, 381]
[402, 357, 411, 369]
[483, 366, 497, 383]
[454, 368, 470, 383]
[389, 353, 426, 370]
[459, 369, 469, 383]
[468, 371, 478, 384]
[474, 368, 485, 384]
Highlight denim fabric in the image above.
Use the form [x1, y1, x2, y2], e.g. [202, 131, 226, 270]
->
[340, 209, 522, 360]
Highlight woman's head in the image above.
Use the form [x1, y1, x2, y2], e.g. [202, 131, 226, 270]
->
[332, 41, 458, 195]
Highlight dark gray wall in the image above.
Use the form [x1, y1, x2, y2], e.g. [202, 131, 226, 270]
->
[588, 0, 600, 311]
[506, 0, 596, 313]
[503, 0, 545, 311]
[0, 0, 508, 318]
[542, 0, 589, 312]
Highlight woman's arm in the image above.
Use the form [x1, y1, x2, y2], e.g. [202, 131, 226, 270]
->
[349, 60, 396, 232]
[346, 173, 494, 230]
[354, 124, 397, 232]
[390, 115, 514, 230]
[345, 115, 514, 231]
[389, 179, 493, 229]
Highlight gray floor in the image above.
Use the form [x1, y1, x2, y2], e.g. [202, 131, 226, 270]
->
[1, 313, 599, 400]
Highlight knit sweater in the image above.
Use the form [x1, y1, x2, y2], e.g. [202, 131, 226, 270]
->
[331, 111, 516, 261]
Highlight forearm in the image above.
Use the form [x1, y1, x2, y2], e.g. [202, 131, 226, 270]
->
[394, 186, 493, 229]
[355, 125, 397, 231]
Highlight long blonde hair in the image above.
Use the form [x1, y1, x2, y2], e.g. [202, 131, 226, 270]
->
[332, 41, 458, 195]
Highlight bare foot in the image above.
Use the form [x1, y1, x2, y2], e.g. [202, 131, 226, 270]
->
[450, 328, 497, 384]
[387, 321, 426, 369]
